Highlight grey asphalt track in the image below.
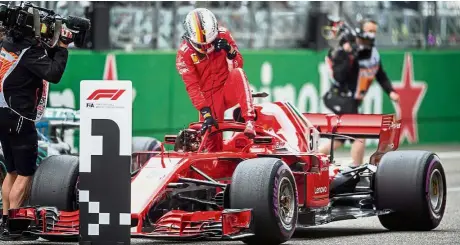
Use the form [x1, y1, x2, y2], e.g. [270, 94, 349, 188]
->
[8, 144, 460, 245]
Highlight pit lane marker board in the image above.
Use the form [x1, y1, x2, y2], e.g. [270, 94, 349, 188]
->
[80, 80, 132, 245]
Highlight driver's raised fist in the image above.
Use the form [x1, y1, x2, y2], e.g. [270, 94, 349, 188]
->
[200, 107, 219, 135]
[214, 38, 237, 60]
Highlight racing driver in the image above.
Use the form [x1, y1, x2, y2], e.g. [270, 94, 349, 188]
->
[176, 8, 256, 152]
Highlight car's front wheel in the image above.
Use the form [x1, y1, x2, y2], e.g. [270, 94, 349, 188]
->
[30, 155, 79, 211]
[29, 155, 79, 242]
[230, 157, 298, 245]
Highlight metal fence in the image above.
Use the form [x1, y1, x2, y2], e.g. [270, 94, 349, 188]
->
[339, 1, 460, 49]
[2, 1, 459, 50]
[106, 1, 460, 50]
[108, 1, 311, 50]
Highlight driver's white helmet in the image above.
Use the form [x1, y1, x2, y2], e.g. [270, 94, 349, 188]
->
[183, 8, 219, 54]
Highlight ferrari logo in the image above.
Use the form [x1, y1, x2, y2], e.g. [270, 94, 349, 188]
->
[191, 53, 200, 64]
[432, 179, 438, 196]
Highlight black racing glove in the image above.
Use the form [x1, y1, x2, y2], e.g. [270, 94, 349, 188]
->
[200, 107, 219, 135]
[214, 38, 237, 60]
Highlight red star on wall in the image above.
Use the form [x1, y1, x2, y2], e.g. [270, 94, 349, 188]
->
[392, 53, 427, 144]
[103, 54, 118, 80]
[103, 54, 137, 101]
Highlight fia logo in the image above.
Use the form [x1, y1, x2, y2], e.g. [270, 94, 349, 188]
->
[86, 103, 94, 108]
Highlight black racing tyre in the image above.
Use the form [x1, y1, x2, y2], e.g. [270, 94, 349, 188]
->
[30, 155, 79, 212]
[132, 137, 161, 172]
[230, 158, 298, 245]
[375, 150, 446, 231]
[132, 136, 161, 152]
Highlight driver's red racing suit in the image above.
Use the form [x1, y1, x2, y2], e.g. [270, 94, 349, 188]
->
[176, 27, 255, 152]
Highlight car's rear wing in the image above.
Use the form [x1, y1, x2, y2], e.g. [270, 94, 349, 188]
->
[304, 113, 397, 138]
[304, 113, 402, 164]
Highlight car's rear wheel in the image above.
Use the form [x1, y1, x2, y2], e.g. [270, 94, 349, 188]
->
[132, 136, 161, 153]
[375, 150, 446, 231]
[132, 136, 161, 172]
[230, 157, 298, 245]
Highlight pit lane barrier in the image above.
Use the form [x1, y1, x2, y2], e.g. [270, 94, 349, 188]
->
[80, 80, 132, 245]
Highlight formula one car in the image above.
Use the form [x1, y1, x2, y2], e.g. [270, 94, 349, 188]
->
[6, 96, 446, 244]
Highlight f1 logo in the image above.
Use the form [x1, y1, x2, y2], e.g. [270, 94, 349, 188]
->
[87, 89, 126, 100]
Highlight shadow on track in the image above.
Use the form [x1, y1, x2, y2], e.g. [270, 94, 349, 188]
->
[292, 227, 388, 239]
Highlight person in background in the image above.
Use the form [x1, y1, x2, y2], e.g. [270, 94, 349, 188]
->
[0, 25, 71, 241]
[320, 19, 400, 167]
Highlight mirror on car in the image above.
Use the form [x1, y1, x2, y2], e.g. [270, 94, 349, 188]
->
[253, 136, 273, 145]
[164, 135, 177, 144]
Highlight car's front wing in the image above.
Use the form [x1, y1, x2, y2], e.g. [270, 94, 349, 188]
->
[7, 206, 79, 239]
[8, 206, 254, 240]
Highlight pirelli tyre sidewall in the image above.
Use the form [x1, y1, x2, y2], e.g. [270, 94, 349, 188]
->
[375, 150, 446, 231]
[230, 157, 298, 245]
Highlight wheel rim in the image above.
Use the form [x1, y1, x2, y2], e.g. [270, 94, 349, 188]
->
[278, 177, 295, 229]
[429, 169, 444, 213]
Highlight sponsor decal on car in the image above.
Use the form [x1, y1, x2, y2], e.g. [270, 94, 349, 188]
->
[314, 186, 328, 194]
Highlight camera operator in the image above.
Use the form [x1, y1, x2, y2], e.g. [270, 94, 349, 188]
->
[0, 23, 72, 241]
[319, 19, 400, 167]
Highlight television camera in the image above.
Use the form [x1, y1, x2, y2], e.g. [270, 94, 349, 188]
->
[322, 16, 356, 43]
[322, 15, 376, 56]
[0, 1, 91, 48]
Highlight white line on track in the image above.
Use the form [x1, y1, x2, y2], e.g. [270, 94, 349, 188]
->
[448, 187, 460, 192]
[436, 151, 460, 160]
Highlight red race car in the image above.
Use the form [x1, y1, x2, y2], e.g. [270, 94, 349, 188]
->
[7, 94, 446, 244]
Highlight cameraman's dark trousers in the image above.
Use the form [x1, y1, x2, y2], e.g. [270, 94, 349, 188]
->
[0, 108, 37, 240]
[323, 87, 361, 115]
[0, 108, 38, 177]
